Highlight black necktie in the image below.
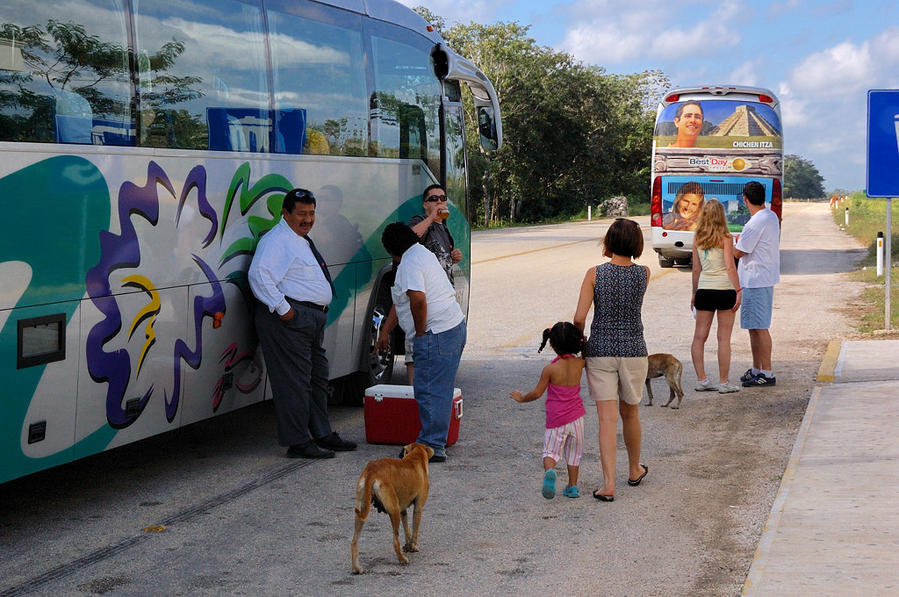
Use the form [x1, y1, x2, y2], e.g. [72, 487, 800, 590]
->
[305, 236, 335, 297]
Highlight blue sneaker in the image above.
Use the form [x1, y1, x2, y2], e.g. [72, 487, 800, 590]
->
[743, 372, 776, 387]
[562, 485, 580, 498]
[740, 368, 756, 383]
[541, 469, 556, 499]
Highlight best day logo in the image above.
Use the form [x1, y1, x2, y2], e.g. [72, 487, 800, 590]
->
[688, 157, 748, 172]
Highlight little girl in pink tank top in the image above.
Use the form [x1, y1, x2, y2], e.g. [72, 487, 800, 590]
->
[510, 322, 586, 499]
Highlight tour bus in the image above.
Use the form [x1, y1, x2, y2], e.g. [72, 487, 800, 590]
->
[649, 86, 783, 267]
[0, 0, 501, 484]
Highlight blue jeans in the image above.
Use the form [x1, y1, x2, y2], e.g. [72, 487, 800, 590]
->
[412, 320, 466, 456]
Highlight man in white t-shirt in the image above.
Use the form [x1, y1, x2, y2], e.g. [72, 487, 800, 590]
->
[733, 181, 781, 387]
[381, 223, 466, 462]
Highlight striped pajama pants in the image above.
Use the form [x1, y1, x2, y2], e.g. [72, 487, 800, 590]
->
[542, 416, 584, 466]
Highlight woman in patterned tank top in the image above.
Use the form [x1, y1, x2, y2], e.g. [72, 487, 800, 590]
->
[573, 218, 650, 502]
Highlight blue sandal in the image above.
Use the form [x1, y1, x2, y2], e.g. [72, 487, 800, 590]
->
[562, 485, 580, 498]
[541, 469, 556, 499]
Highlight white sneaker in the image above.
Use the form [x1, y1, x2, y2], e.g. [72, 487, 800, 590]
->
[718, 382, 740, 394]
[694, 379, 718, 392]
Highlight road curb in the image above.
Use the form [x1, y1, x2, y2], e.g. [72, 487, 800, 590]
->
[741, 384, 823, 596]
[815, 339, 841, 382]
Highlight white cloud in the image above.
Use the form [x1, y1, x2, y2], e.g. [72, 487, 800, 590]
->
[789, 41, 874, 96]
[560, 0, 740, 66]
[779, 29, 899, 189]
[726, 60, 761, 88]
[394, 0, 513, 26]
[562, 24, 646, 64]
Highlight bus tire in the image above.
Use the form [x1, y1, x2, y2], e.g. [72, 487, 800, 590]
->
[658, 255, 675, 268]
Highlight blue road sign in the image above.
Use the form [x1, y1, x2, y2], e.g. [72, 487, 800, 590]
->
[867, 89, 899, 197]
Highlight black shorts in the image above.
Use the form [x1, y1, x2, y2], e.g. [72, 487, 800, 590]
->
[694, 289, 737, 311]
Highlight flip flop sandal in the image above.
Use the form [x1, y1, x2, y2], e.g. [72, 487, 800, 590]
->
[628, 464, 648, 486]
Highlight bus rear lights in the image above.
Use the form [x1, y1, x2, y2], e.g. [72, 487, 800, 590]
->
[661, 231, 668, 237]
[650, 176, 663, 226]
[426, 25, 434, 32]
[664, 94, 680, 103]
[758, 94, 774, 104]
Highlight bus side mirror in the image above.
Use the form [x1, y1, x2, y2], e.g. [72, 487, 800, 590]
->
[477, 107, 498, 152]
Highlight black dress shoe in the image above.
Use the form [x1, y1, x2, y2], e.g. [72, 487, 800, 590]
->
[287, 442, 335, 459]
[315, 432, 357, 452]
[429, 453, 446, 463]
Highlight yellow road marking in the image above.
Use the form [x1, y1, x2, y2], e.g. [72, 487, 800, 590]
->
[816, 339, 841, 382]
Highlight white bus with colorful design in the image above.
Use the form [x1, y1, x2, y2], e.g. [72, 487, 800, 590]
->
[650, 86, 782, 267]
[0, 0, 501, 484]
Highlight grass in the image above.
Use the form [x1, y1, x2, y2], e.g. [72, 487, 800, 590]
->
[832, 193, 899, 334]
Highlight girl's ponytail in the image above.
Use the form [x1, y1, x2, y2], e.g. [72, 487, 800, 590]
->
[537, 328, 552, 352]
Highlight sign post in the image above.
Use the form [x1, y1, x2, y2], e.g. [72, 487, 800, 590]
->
[866, 90, 899, 330]
[887, 200, 893, 329]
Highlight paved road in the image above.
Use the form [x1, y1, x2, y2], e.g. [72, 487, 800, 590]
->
[0, 202, 868, 596]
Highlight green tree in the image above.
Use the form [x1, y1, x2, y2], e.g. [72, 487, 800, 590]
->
[0, 19, 202, 142]
[417, 12, 663, 225]
[784, 154, 825, 199]
[412, 6, 446, 35]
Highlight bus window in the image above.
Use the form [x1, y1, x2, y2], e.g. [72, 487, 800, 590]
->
[369, 21, 441, 177]
[0, 0, 133, 145]
[267, 1, 368, 157]
[134, 0, 268, 151]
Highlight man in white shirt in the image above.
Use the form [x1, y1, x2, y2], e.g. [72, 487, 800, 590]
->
[733, 181, 781, 387]
[376, 184, 463, 384]
[249, 188, 356, 458]
[381, 223, 466, 462]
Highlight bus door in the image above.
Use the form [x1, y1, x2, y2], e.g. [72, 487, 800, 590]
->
[440, 96, 470, 311]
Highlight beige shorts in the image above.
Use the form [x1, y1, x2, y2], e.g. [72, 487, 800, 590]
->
[585, 356, 649, 405]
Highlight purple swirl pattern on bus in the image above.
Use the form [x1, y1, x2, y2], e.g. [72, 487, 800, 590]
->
[176, 164, 219, 249]
[165, 255, 224, 422]
[85, 162, 168, 428]
[85, 161, 226, 428]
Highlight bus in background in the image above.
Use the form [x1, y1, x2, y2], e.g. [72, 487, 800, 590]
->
[0, 0, 501, 485]
[649, 86, 782, 267]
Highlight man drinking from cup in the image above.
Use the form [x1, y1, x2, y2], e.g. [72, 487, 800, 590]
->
[376, 183, 463, 384]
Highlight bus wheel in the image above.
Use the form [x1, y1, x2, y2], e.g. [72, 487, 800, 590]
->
[658, 255, 675, 268]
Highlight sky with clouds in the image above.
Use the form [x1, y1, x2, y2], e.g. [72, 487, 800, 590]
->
[398, 0, 899, 192]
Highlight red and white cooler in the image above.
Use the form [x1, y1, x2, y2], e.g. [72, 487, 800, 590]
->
[364, 384, 463, 446]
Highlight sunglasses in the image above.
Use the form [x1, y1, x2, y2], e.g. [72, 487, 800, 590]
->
[286, 189, 315, 202]
[425, 195, 448, 203]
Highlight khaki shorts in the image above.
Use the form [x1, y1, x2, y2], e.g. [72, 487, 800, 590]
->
[585, 356, 649, 405]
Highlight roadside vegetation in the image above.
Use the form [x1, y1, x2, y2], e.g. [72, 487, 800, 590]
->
[415, 8, 664, 228]
[831, 192, 899, 333]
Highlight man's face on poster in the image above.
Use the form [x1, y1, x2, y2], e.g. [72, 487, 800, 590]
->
[674, 104, 703, 142]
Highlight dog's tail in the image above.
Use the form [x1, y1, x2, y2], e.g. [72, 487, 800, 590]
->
[354, 474, 375, 520]
[674, 359, 684, 396]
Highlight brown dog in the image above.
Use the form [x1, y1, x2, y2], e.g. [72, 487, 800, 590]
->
[351, 442, 435, 574]
[645, 353, 685, 409]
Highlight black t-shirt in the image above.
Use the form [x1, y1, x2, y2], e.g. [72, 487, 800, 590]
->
[408, 215, 455, 285]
